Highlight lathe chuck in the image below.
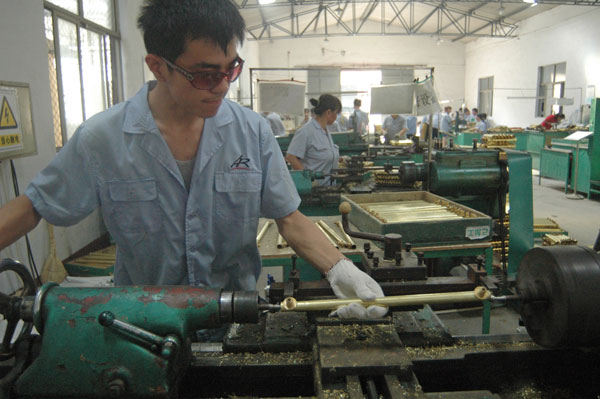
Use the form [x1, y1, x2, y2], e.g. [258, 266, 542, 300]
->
[517, 246, 600, 348]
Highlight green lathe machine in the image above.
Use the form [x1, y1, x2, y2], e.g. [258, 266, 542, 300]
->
[398, 148, 534, 277]
[3, 244, 600, 398]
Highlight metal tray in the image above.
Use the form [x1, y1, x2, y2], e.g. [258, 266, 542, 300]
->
[341, 191, 492, 246]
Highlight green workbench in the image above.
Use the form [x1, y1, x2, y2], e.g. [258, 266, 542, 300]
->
[538, 99, 600, 197]
[514, 130, 573, 169]
[454, 132, 482, 147]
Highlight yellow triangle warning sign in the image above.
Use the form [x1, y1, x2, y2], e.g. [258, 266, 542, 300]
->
[0, 96, 18, 130]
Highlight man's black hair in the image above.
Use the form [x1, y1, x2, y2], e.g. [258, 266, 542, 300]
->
[137, 0, 246, 62]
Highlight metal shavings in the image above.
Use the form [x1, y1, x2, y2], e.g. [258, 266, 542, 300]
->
[322, 389, 349, 399]
[404, 340, 538, 359]
[499, 382, 573, 399]
[197, 350, 312, 365]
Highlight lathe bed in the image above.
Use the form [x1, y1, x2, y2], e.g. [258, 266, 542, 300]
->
[181, 310, 600, 398]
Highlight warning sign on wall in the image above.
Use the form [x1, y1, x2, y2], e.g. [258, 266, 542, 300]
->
[0, 87, 23, 151]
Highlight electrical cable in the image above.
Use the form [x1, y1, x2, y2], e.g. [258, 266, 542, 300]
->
[9, 160, 40, 285]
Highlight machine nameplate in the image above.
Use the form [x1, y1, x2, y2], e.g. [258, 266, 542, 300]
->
[466, 226, 491, 240]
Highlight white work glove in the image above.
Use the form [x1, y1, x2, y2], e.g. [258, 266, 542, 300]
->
[326, 259, 388, 319]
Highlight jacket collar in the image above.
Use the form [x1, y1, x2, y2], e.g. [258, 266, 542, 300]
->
[122, 81, 234, 135]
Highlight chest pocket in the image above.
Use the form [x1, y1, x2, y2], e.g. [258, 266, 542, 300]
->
[309, 139, 335, 161]
[107, 179, 162, 233]
[215, 171, 262, 222]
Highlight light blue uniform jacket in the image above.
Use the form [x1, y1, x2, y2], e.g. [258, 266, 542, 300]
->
[25, 82, 300, 290]
[287, 118, 339, 186]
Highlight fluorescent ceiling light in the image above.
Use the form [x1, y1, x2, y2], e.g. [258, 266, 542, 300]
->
[522, 0, 535, 3]
[259, 0, 276, 4]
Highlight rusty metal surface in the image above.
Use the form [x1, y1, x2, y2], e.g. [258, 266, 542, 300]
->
[393, 306, 454, 347]
[223, 312, 312, 353]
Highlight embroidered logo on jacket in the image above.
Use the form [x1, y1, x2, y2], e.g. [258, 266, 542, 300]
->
[231, 154, 251, 170]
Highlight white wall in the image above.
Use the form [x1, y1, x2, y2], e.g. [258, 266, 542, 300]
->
[118, 0, 146, 99]
[257, 36, 466, 113]
[465, 6, 600, 127]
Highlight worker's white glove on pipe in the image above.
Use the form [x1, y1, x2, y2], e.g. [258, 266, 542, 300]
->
[326, 259, 388, 319]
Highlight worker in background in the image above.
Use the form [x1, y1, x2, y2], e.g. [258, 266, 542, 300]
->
[421, 113, 439, 138]
[476, 113, 488, 133]
[336, 112, 349, 132]
[286, 95, 341, 187]
[327, 117, 342, 133]
[439, 106, 453, 134]
[405, 115, 417, 139]
[0, 0, 386, 322]
[262, 111, 286, 136]
[541, 113, 565, 130]
[469, 108, 478, 123]
[348, 98, 369, 135]
[382, 114, 408, 143]
[299, 108, 311, 127]
[463, 108, 472, 123]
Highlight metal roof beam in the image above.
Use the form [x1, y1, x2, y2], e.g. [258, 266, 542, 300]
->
[452, 3, 529, 41]
[237, 0, 600, 5]
[412, 4, 439, 33]
[325, 6, 354, 33]
[257, 3, 271, 40]
[356, 0, 380, 33]
[387, 0, 411, 33]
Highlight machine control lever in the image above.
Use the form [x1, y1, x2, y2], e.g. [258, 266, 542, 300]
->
[98, 311, 179, 358]
[339, 202, 403, 260]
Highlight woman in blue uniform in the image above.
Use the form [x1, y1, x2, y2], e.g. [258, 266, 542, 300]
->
[285, 95, 341, 186]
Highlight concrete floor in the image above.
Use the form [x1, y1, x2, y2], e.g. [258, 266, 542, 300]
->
[533, 175, 600, 247]
[439, 172, 600, 337]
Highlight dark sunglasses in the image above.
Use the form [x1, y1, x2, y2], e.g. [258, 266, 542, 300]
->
[160, 56, 245, 90]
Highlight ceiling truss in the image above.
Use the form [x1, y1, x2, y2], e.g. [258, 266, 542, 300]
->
[238, 0, 599, 41]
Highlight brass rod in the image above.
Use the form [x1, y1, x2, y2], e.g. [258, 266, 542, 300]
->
[335, 221, 356, 249]
[316, 223, 338, 249]
[280, 288, 491, 312]
[317, 220, 346, 247]
[277, 234, 288, 249]
[256, 220, 273, 247]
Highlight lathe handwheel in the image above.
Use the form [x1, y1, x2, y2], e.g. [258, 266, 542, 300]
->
[0, 259, 36, 361]
[517, 246, 600, 348]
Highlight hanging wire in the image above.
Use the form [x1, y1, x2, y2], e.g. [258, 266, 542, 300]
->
[9, 160, 40, 285]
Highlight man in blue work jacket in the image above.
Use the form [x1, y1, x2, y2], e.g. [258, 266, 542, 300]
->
[0, 0, 385, 320]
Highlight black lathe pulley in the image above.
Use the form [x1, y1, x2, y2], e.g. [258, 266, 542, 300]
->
[517, 246, 600, 348]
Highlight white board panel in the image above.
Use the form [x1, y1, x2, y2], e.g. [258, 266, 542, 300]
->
[370, 83, 414, 115]
[258, 81, 306, 116]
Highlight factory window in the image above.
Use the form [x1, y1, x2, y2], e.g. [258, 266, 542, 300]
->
[478, 76, 494, 117]
[44, 0, 122, 148]
[536, 62, 566, 117]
